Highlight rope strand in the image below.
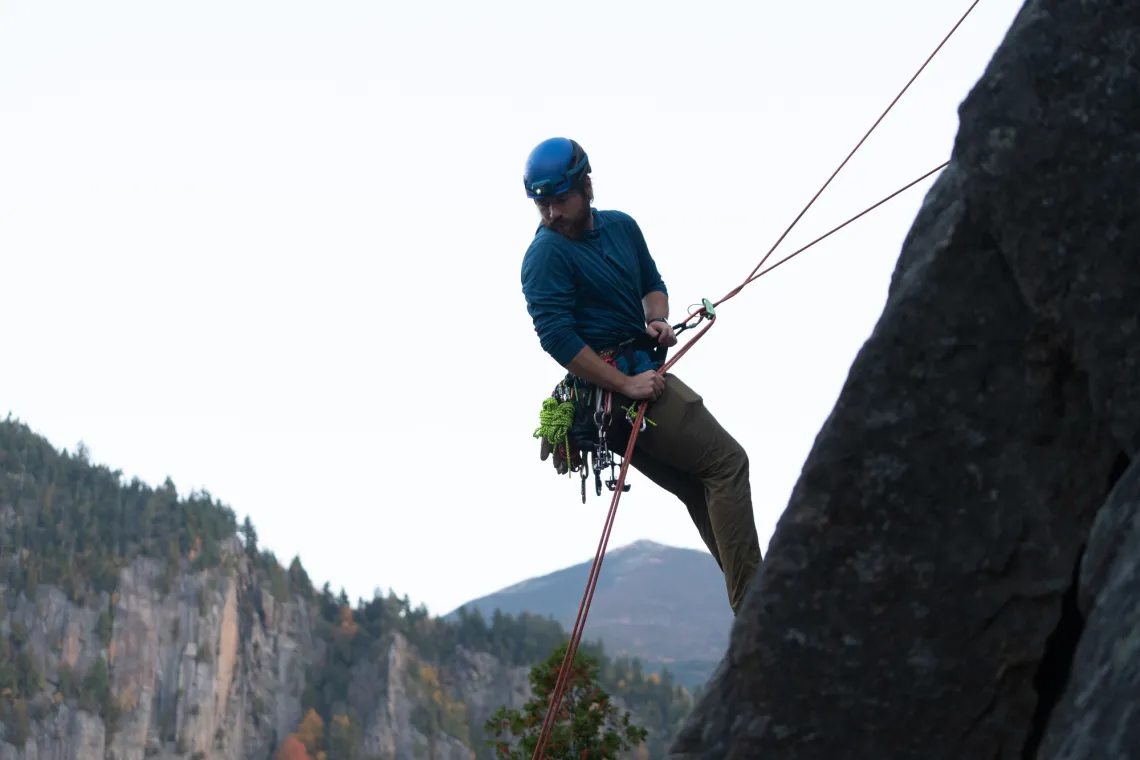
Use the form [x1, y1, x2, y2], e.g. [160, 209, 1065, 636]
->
[720, 0, 983, 310]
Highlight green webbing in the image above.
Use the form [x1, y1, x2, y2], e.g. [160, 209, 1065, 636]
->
[620, 402, 656, 428]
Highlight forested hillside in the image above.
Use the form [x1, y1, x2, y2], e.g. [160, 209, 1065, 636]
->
[0, 417, 695, 758]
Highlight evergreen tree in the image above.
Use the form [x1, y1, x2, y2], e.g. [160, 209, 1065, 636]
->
[240, 516, 258, 554]
[485, 643, 648, 760]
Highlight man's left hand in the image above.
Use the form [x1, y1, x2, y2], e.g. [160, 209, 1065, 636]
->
[646, 319, 677, 347]
[539, 437, 570, 475]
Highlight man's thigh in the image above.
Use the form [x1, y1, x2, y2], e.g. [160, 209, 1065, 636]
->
[613, 373, 743, 476]
[622, 445, 722, 569]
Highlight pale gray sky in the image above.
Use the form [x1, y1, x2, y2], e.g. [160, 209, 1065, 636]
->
[1, 0, 1024, 616]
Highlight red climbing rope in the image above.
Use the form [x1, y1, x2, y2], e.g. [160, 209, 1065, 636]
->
[744, 158, 949, 286]
[529, 2, 981, 757]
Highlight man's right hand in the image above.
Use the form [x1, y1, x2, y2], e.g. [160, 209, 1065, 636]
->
[620, 370, 665, 401]
[565, 346, 665, 400]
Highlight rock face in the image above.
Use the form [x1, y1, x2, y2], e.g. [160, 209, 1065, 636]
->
[361, 634, 530, 760]
[0, 707, 105, 760]
[669, 0, 1140, 757]
[1036, 459, 1140, 759]
[0, 539, 531, 760]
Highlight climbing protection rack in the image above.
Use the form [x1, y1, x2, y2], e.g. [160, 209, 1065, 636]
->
[529, 2, 984, 758]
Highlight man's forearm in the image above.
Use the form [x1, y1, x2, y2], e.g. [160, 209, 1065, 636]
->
[565, 346, 630, 394]
[643, 291, 669, 322]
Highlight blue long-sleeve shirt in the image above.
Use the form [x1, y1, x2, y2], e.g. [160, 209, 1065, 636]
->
[521, 209, 668, 367]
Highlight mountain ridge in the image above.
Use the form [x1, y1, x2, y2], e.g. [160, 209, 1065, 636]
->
[447, 537, 734, 691]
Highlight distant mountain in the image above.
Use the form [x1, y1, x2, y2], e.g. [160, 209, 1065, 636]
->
[446, 539, 734, 690]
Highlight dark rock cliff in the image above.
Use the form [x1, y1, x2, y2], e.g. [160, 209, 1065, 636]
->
[669, 0, 1140, 756]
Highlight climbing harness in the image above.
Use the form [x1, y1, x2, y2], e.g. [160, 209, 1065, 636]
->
[529, 2, 984, 757]
[532, 336, 665, 503]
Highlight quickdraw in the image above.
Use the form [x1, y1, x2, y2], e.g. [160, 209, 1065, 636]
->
[590, 381, 629, 499]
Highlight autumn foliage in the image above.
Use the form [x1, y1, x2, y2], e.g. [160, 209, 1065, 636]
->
[295, 709, 326, 756]
[271, 709, 332, 760]
[272, 736, 310, 760]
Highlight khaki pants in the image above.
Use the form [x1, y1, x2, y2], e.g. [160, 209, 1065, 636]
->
[606, 373, 763, 614]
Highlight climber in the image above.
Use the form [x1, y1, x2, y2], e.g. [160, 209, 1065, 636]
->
[518, 136, 764, 615]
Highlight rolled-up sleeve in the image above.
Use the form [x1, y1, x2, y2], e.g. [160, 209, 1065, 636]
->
[521, 242, 585, 366]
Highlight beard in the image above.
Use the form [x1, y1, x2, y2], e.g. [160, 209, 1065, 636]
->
[544, 206, 591, 240]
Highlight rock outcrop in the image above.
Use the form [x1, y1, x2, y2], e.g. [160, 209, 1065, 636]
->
[1035, 458, 1140, 759]
[669, 0, 1140, 757]
[0, 538, 532, 760]
[360, 633, 530, 760]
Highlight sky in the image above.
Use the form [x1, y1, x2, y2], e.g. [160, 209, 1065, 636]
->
[0, 0, 1026, 617]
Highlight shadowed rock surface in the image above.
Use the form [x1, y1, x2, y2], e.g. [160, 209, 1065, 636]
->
[669, 0, 1140, 757]
[1036, 458, 1140, 759]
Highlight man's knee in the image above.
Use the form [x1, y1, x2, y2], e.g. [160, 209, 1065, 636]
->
[712, 435, 750, 481]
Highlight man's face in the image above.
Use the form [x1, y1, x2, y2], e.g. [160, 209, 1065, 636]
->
[535, 189, 590, 240]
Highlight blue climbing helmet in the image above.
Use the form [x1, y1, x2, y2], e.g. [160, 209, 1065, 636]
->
[523, 137, 591, 199]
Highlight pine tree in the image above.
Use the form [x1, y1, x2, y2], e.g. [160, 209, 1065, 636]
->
[240, 516, 258, 554]
[485, 642, 648, 759]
